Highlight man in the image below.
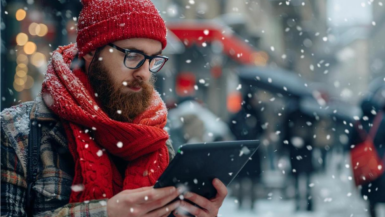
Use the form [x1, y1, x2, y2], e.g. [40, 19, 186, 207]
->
[0, 0, 227, 216]
[228, 92, 263, 210]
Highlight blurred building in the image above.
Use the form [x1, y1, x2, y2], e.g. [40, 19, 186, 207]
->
[328, 27, 370, 105]
[151, 0, 330, 121]
[369, 2, 385, 80]
[269, 0, 330, 81]
[324, 0, 374, 105]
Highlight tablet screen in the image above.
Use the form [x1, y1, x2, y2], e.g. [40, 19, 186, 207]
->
[154, 140, 259, 199]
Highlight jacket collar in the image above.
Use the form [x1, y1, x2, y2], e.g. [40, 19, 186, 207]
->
[30, 94, 59, 122]
[30, 94, 69, 149]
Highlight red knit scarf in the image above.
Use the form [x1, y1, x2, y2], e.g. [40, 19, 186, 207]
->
[41, 43, 170, 203]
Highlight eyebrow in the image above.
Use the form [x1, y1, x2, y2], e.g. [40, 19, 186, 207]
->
[124, 47, 162, 56]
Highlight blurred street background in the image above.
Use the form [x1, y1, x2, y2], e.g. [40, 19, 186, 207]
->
[2, 0, 385, 216]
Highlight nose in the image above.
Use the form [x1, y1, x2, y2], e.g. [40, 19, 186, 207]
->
[133, 59, 151, 82]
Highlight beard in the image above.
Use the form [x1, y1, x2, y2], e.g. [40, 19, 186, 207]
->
[87, 59, 154, 122]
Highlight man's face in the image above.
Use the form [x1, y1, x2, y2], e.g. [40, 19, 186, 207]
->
[84, 38, 163, 122]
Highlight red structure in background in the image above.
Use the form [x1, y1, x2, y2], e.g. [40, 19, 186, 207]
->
[176, 72, 196, 96]
[167, 22, 262, 66]
[167, 22, 268, 114]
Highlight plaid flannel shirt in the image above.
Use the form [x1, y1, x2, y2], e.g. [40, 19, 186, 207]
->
[1, 96, 175, 217]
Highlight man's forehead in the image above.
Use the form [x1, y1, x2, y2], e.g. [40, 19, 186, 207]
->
[113, 38, 162, 55]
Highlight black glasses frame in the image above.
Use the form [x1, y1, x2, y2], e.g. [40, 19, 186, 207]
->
[108, 43, 168, 73]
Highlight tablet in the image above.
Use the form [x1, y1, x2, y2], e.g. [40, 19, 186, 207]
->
[154, 140, 259, 199]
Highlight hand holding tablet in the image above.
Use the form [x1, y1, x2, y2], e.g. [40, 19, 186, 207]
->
[154, 140, 259, 217]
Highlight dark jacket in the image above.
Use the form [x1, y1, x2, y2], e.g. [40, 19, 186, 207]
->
[229, 98, 263, 180]
[283, 108, 315, 175]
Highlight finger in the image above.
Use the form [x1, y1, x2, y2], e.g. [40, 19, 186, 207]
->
[144, 189, 180, 211]
[146, 200, 180, 217]
[173, 208, 190, 217]
[183, 192, 215, 212]
[179, 200, 210, 217]
[212, 178, 228, 202]
[137, 186, 177, 203]
[123, 186, 153, 194]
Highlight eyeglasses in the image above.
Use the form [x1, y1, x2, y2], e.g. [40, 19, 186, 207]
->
[108, 43, 168, 73]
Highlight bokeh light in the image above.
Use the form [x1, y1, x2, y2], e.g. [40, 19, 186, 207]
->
[15, 9, 26, 21]
[28, 23, 39, 36]
[31, 52, 46, 67]
[24, 41, 37, 55]
[16, 33, 28, 46]
[16, 70, 27, 77]
[13, 82, 24, 92]
[14, 77, 26, 86]
[37, 24, 48, 37]
[17, 54, 29, 64]
[16, 63, 28, 71]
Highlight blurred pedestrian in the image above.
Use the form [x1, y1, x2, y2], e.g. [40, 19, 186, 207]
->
[228, 92, 264, 210]
[349, 97, 385, 217]
[282, 101, 315, 212]
[314, 118, 334, 173]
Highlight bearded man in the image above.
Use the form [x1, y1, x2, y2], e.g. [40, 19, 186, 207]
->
[0, 0, 227, 216]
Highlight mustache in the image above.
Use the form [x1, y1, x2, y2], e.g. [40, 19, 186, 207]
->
[122, 79, 144, 87]
[122, 76, 155, 88]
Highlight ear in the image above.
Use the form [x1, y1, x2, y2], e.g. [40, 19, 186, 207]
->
[83, 51, 95, 62]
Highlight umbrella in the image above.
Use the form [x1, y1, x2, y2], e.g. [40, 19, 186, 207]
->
[237, 66, 313, 98]
[300, 97, 361, 122]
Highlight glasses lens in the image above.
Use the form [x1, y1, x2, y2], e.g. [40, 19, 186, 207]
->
[125, 52, 145, 68]
[150, 57, 166, 72]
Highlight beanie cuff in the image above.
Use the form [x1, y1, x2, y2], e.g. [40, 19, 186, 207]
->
[77, 11, 167, 58]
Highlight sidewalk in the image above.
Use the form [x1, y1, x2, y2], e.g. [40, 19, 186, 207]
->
[218, 153, 383, 217]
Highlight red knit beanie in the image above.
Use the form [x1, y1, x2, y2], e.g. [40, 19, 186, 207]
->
[76, 0, 167, 58]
